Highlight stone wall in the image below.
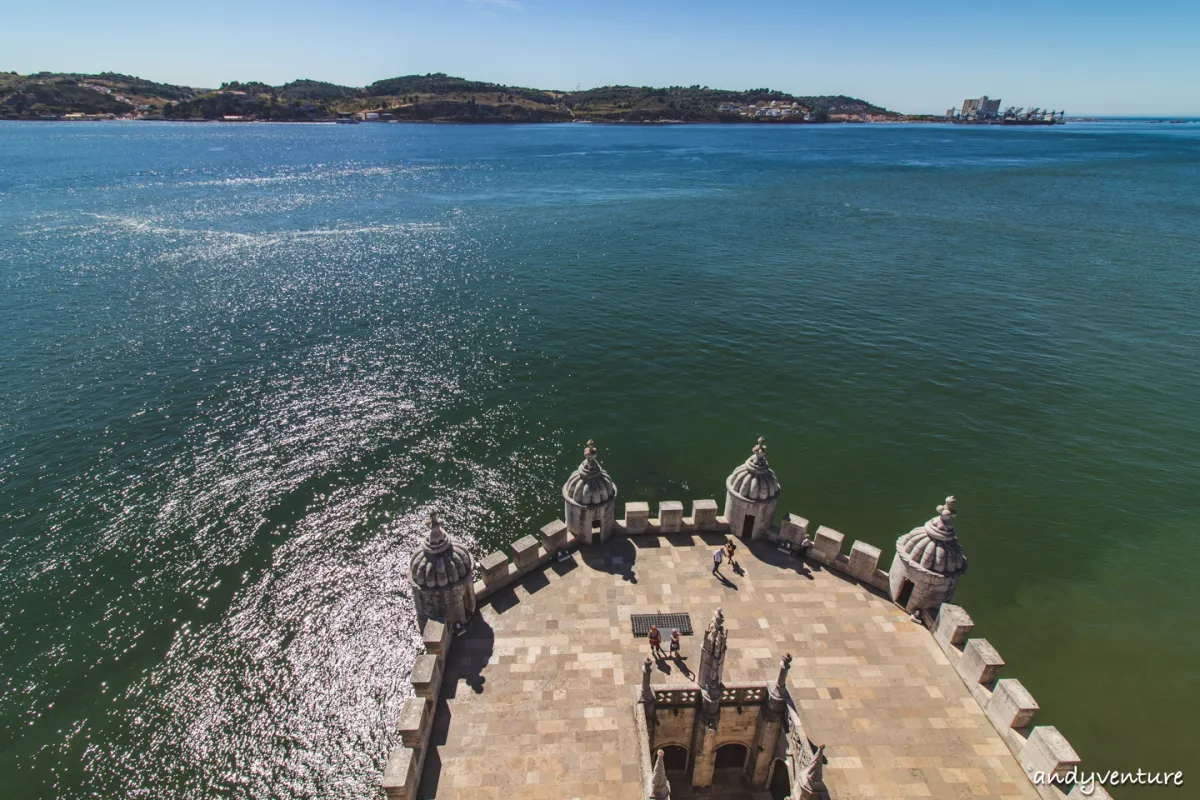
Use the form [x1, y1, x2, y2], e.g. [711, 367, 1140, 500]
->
[723, 492, 778, 540]
[381, 619, 453, 800]
[637, 681, 787, 795]
[414, 581, 472, 627]
[470, 499, 738, 607]
[928, 604, 1111, 800]
[398, 494, 1100, 800]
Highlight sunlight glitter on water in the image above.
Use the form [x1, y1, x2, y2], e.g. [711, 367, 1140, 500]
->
[2, 121, 1198, 799]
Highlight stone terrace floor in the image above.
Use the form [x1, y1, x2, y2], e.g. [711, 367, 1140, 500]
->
[418, 533, 1039, 800]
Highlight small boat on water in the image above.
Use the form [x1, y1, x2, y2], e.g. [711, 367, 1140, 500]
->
[335, 117, 359, 125]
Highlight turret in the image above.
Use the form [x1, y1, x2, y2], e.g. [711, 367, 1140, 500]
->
[888, 496, 968, 614]
[409, 511, 476, 628]
[724, 437, 781, 540]
[563, 440, 618, 545]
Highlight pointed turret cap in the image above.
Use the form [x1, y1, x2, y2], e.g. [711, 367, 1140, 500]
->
[726, 436, 781, 502]
[563, 439, 618, 507]
[895, 496, 967, 576]
[409, 511, 475, 589]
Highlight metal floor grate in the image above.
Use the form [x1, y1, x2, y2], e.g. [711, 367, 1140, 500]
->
[631, 613, 693, 637]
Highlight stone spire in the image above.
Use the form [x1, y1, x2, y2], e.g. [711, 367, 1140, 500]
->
[698, 607, 728, 695]
[800, 744, 828, 795]
[769, 653, 792, 702]
[649, 748, 671, 800]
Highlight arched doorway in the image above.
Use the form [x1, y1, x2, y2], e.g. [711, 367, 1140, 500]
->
[661, 745, 689, 771]
[741, 514, 755, 540]
[768, 758, 791, 800]
[714, 742, 749, 770]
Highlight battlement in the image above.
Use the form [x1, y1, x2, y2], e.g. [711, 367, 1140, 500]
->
[391, 441, 1097, 800]
[929, 604, 1108, 800]
[381, 620, 452, 800]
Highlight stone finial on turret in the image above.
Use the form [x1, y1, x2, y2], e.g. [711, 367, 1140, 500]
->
[934, 496, 957, 533]
[649, 748, 671, 800]
[424, 510, 449, 552]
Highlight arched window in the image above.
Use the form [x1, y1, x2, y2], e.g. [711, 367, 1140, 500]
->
[714, 742, 748, 770]
[769, 758, 791, 800]
[661, 744, 688, 771]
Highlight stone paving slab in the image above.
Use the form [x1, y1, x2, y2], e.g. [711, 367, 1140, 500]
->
[418, 534, 1038, 800]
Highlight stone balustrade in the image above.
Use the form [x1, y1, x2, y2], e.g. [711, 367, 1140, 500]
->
[653, 687, 700, 707]
[719, 684, 768, 705]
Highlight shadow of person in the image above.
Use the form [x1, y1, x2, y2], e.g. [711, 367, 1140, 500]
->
[715, 572, 739, 590]
[673, 655, 694, 680]
[444, 613, 495, 696]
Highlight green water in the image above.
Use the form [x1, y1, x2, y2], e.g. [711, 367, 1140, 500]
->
[0, 121, 1196, 798]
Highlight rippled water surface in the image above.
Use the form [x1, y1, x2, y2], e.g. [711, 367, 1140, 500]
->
[1, 121, 1197, 798]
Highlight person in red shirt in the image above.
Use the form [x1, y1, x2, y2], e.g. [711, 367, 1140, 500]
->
[648, 625, 665, 659]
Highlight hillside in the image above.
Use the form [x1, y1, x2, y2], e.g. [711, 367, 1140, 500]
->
[0, 72, 199, 117]
[0, 71, 898, 122]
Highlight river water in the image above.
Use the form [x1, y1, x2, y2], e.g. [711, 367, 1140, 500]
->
[1, 120, 1196, 798]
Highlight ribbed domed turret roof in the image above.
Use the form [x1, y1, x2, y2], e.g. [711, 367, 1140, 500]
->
[896, 496, 967, 576]
[563, 440, 617, 507]
[726, 437, 781, 502]
[409, 511, 474, 589]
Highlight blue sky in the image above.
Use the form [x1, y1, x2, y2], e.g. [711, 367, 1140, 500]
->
[3, 0, 1197, 115]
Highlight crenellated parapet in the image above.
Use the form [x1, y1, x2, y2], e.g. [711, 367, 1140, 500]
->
[381, 619, 453, 800]
[929, 603, 1103, 799]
